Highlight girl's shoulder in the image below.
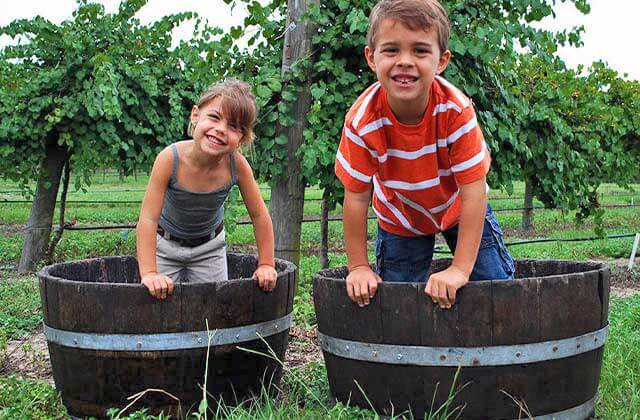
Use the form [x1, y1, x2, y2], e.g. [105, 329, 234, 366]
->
[163, 140, 194, 155]
[233, 151, 253, 176]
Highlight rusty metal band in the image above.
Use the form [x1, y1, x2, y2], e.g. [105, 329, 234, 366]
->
[318, 325, 608, 367]
[527, 394, 596, 420]
[43, 313, 292, 351]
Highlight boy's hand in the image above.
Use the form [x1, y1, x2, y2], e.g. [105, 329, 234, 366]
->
[425, 266, 469, 309]
[253, 264, 277, 292]
[141, 273, 174, 300]
[346, 266, 381, 307]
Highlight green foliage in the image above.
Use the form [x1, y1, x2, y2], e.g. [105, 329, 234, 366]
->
[228, 0, 639, 219]
[0, 0, 238, 194]
[506, 56, 640, 222]
[0, 276, 42, 343]
[0, 376, 67, 419]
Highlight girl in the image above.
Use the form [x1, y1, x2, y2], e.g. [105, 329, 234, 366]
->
[136, 79, 277, 300]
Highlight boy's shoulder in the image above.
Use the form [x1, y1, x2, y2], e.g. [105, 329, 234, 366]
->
[344, 82, 385, 131]
[431, 76, 473, 114]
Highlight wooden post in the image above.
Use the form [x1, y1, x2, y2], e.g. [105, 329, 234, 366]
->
[18, 142, 67, 272]
[270, 0, 318, 267]
[628, 233, 640, 271]
[522, 178, 534, 232]
[320, 189, 330, 269]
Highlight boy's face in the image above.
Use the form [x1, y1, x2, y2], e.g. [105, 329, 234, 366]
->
[365, 19, 451, 123]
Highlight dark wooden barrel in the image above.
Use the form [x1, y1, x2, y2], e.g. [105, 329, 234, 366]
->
[313, 259, 609, 419]
[39, 253, 297, 419]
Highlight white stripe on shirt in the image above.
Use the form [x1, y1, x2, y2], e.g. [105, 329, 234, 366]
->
[353, 82, 381, 129]
[358, 118, 393, 137]
[372, 205, 397, 226]
[396, 192, 441, 230]
[336, 150, 372, 183]
[436, 76, 470, 108]
[373, 176, 426, 235]
[344, 127, 386, 162]
[387, 144, 437, 160]
[443, 117, 478, 146]
[433, 101, 462, 116]
[429, 190, 458, 213]
[382, 176, 441, 191]
[451, 142, 487, 173]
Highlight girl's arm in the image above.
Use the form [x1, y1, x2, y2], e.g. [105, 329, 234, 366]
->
[235, 153, 277, 291]
[136, 147, 174, 299]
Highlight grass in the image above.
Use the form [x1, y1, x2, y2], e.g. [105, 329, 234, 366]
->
[597, 295, 640, 419]
[1, 176, 640, 418]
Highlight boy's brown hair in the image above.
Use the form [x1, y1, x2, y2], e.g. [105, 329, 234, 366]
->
[367, 0, 451, 54]
[188, 79, 257, 145]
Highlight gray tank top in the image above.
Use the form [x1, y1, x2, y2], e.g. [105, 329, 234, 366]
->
[158, 144, 237, 239]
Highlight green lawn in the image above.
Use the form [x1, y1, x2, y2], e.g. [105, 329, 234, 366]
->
[1, 176, 639, 418]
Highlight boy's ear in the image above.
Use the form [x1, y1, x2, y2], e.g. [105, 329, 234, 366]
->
[437, 50, 452, 75]
[364, 46, 376, 72]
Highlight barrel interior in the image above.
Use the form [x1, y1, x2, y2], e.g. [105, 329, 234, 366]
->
[45, 254, 292, 284]
[315, 259, 604, 281]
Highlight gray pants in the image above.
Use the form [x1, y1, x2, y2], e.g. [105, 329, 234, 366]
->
[156, 231, 228, 282]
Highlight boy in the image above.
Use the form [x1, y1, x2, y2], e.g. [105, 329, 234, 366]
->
[335, 0, 514, 310]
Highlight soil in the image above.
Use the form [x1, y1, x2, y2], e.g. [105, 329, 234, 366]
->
[1, 323, 53, 383]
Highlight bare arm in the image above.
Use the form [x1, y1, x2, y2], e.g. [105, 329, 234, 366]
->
[343, 187, 381, 306]
[136, 148, 174, 299]
[425, 177, 487, 308]
[235, 153, 277, 291]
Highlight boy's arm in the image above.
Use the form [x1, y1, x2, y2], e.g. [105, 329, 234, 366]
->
[425, 177, 487, 309]
[235, 153, 277, 291]
[344, 187, 381, 306]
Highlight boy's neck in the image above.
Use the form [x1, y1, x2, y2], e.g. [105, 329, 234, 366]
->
[387, 94, 429, 125]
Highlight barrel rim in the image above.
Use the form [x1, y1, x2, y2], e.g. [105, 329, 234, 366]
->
[312, 258, 608, 285]
[38, 253, 297, 286]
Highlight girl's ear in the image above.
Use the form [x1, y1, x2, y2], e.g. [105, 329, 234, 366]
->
[190, 105, 199, 125]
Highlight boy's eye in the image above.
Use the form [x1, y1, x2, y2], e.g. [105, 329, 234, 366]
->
[415, 48, 430, 55]
[382, 47, 398, 54]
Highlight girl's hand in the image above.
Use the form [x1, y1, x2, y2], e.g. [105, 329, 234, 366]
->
[141, 273, 175, 300]
[253, 264, 277, 292]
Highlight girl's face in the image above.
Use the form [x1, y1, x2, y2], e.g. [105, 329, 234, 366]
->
[190, 96, 243, 157]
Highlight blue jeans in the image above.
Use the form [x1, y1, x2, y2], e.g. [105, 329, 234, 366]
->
[375, 205, 515, 282]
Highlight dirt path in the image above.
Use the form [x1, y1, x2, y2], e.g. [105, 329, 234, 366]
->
[1, 323, 53, 382]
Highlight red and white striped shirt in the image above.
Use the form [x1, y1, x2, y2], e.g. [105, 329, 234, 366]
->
[335, 76, 491, 237]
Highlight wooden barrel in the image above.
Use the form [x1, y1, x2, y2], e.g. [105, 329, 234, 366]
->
[39, 253, 297, 419]
[313, 259, 609, 419]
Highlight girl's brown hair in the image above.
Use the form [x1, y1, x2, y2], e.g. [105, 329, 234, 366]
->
[188, 79, 257, 145]
[367, 0, 451, 54]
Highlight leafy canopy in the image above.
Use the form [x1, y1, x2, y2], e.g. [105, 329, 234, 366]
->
[0, 0, 237, 193]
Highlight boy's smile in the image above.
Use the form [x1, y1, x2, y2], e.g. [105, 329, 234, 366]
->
[365, 18, 450, 124]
